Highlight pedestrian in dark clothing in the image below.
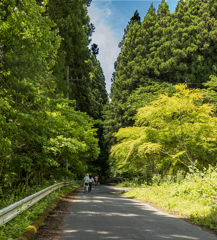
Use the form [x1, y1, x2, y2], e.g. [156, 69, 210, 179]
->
[89, 173, 94, 192]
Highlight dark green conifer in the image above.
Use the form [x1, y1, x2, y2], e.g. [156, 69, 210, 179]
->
[147, 0, 172, 82]
[128, 10, 141, 25]
[103, 6, 157, 150]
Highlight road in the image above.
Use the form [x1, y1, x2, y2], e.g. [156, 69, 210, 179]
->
[60, 185, 217, 240]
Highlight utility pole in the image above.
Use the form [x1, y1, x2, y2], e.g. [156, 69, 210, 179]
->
[74, 76, 78, 110]
[65, 159, 68, 182]
[69, 76, 83, 110]
[65, 66, 69, 182]
[65, 67, 83, 180]
[67, 66, 69, 100]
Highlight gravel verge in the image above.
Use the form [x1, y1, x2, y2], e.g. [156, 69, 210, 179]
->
[27, 186, 82, 240]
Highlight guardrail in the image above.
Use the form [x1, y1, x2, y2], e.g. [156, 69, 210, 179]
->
[0, 180, 82, 226]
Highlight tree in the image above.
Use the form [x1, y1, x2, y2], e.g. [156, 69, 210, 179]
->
[104, 0, 217, 161]
[149, 0, 217, 87]
[91, 43, 99, 56]
[48, 0, 93, 105]
[118, 10, 141, 51]
[202, 75, 217, 109]
[103, 5, 157, 151]
[0, 0, 61, 97]
[128, 10, 141, 25]
[109, 84, 217, 181]
[0, 0, 103, 196]
[147, 0, 172, 82]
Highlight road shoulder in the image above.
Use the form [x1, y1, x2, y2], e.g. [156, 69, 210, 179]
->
[31, 187, 82, 240]
[117, 192, 217, 238]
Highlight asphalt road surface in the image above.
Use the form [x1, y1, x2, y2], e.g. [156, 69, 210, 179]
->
[60, 185, 217, 240]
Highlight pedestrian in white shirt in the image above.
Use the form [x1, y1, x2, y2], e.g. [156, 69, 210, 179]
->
[84, 173, 89, 193]
[89, 173, 94, 192]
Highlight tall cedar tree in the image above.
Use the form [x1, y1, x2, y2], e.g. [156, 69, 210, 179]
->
[47, 0, 108, 177]
[104, 0, 217, 153]
[0, 0, 108, 187]
[48, 0, 93, 111]
[87, 52, 109, 180]
[0, 0, 101, 192]
[103, 7, 156, 149]
[150, 0, 217, 87]
[48, 0, 108, 118]
[148, 0, 172, 82]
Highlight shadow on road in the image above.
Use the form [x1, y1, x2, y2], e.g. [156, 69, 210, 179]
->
[60, 185, 217, 240]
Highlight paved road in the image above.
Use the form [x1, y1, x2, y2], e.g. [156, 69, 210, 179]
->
[60, 185, 217, 240]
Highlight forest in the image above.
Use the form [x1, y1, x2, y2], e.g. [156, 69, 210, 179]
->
[1, 0, 217, 204]
[106, 0, 217, 184]
[0, 0, 108, 203]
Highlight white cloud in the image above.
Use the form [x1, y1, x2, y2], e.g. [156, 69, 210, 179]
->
[87, 3, 121, 93]
[107, 8, 111, 16]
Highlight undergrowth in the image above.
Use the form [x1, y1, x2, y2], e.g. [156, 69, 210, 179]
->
[115, 181, 144, 188]
[0, 182, 81, 240]
[119, 166, 217, 231]
[0, 179, 66, 210]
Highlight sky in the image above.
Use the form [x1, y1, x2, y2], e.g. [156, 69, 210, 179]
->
[87, 0, 181, 94]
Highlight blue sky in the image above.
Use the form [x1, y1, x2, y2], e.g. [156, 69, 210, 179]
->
[87, 0, 181, 93]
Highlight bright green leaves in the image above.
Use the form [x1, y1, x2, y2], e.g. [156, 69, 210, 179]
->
[0, 0, 104, 198]
[109, 84, 217, 179]
[0, 91, 16, 172]
[135, 84, 216, 166]
[1, 0, 61, 70]
[104, 0, 217, 183]
[0, 91, 100, 188]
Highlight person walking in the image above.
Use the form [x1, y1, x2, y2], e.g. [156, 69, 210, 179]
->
[94, 175, 98, 185]
[84, 173, 89, 193]
[89, 173, 94, 192]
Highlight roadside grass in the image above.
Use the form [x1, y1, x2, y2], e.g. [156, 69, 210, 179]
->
[0, 182, 81, 240]
[0, 179, 65, 210]
[115, 181, 143, 188]
[119, 168, 217, 231]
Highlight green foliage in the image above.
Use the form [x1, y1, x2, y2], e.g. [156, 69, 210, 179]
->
[46, 0, 108, 177]
[0, 0, 104, 201]
[103, 0, 217, 164]
[0, 179, 61, 210]
[121, 166, 217, 231]
[103, 8, 157, 151]
[48, 0, 108, 116]
[116, 180, 145, 188]
[48, 0, 91, 96]
[202, 75, 217, 109]
[0, 91, 100, 197]
[0, 0, 61, 78]
[85, 54, 108, 119]
[109, 84, 217, 181]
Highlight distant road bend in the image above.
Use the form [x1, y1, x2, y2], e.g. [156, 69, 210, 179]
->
[60, 185, 217, 240]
